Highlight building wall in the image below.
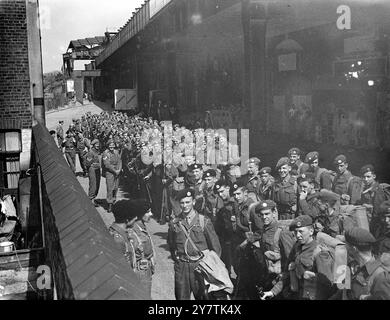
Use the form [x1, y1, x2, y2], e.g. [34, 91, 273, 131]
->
[0, 0, 33, 129]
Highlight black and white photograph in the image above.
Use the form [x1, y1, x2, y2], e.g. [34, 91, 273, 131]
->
[1, 0, 390, 305]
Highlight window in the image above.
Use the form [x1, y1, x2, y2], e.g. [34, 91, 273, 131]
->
[0, 130, 21, 191]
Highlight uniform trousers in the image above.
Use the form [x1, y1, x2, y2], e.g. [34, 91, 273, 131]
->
[135, 266, 152, 297]
[105, 172, 119, 204]
[65, 151, 76, 173]
[88, 166, 101, 200]
[174, 260, 203, 300]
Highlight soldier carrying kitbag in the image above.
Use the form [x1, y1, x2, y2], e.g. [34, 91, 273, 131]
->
[178, 214, 234, 299]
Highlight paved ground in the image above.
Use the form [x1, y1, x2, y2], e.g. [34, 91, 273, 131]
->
[46, 101, 175, 300]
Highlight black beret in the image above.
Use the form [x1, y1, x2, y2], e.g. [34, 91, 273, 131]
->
[297, 172, 316, 184]
[203, 169, 216, 179]
[305, 151, 319, 163]
[334, 154, 347, 165]
[112, 199, 151, 223]
[214, 179, 231, 192]
[276, 157, 290, 170]
[360, 164, 375, 175]
[288, 147, 301, 156]
[188, 163, 202, 171]
[259, 167, 272, 175]
[176, 188, 195, 200]
[255, 200, 276, 213]
[231, 179, 246, 192]
[290, 215, 313, 229]
[345, 227, 376, 247]
[49, 130, 56, 135]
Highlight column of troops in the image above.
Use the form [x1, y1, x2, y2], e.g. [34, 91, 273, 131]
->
[55, 111, 390, 300]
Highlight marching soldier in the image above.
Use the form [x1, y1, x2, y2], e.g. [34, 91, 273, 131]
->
[257, 167, 274, 200]
[110, 199, 155, 297]
[56, 120, 64, 150]
[288, 148, 309, 177]
[185, 164, 204, 212]
[241, 157, 261, 202]
[262, 215, 334, 300]
[167, 188, 221, 300]
[62, 130, 77, 174]
[214, 179, 238, 277]
[359, 165, 388, 238]
[332, 155, 362, 205]
[85, 139, 101, 206]
[75, 131, 90, 177]
[305, 151, 333, 191]
[345, 227, 390, 300]
[102, 140, 122, 213]
[272, 157, 298, 220]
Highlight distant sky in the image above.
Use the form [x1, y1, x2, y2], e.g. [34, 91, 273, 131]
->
[40, 0, 145, 73]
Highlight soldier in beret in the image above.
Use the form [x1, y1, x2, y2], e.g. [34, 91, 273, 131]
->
[102, 139, 122, 213]
[56, 120, 64, 150]
[243, 200, 282, 300]
[332, 154, 363, 205]
[201, 169, 223, 224]
[167, 188, 221, 300]
[257, 167, 275, 200]
[62, 129, 77, 174]
[359, 164, 389, 238]
[214, 179, 238, 277]
[241, 157, 261, 202]
[109, 199, 155, 297]
[264, 215, 334, 300]
[305, 151, 333, 191]
[296, 173, 321, 219]
[316, 189, 348, 237]
[85, 139, 101, 206]
[345, 227, 390, 300]
[232, 180, 255, 244]
[376, 201, 390, 256]
[271, 157, 298, 220]
[288, 147, 309, 177]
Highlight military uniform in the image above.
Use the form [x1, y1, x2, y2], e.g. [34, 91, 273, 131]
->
[271, 216, 334, 300]
[215, 196, 238, 274]
[62, 135, 77, 174]
[102, 148, 122, 207]
[345, 227, 390, 300]
[298, 192, 321, 219]
[56, 122, 64, 149]
[235, 197, 255, 242]
[85, 143, 101, 200]
[272, 174, 297, 220]
[167, 208, 221, 300]
[75, 134, 90, 176]
[332, 155, 362, 205]
[241, 174, 261, 202]
[201, 184, 223, 225]
[128, 220, 155, 296]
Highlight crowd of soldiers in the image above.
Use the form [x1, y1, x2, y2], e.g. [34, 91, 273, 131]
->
[54, 110, 390, 300]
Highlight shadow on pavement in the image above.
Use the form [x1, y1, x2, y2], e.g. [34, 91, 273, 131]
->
[91, 100, 114, 112]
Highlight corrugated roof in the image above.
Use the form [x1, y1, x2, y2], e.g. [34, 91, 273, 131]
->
[32, 123, 150, 300]
[68, 36, 106, 50]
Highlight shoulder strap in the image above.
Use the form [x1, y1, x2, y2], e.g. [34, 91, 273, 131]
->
[178, 221, 203, 258]
[199, 214, 205, 232]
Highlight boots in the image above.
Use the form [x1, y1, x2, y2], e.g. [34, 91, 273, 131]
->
[108, 203, 112, 213]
